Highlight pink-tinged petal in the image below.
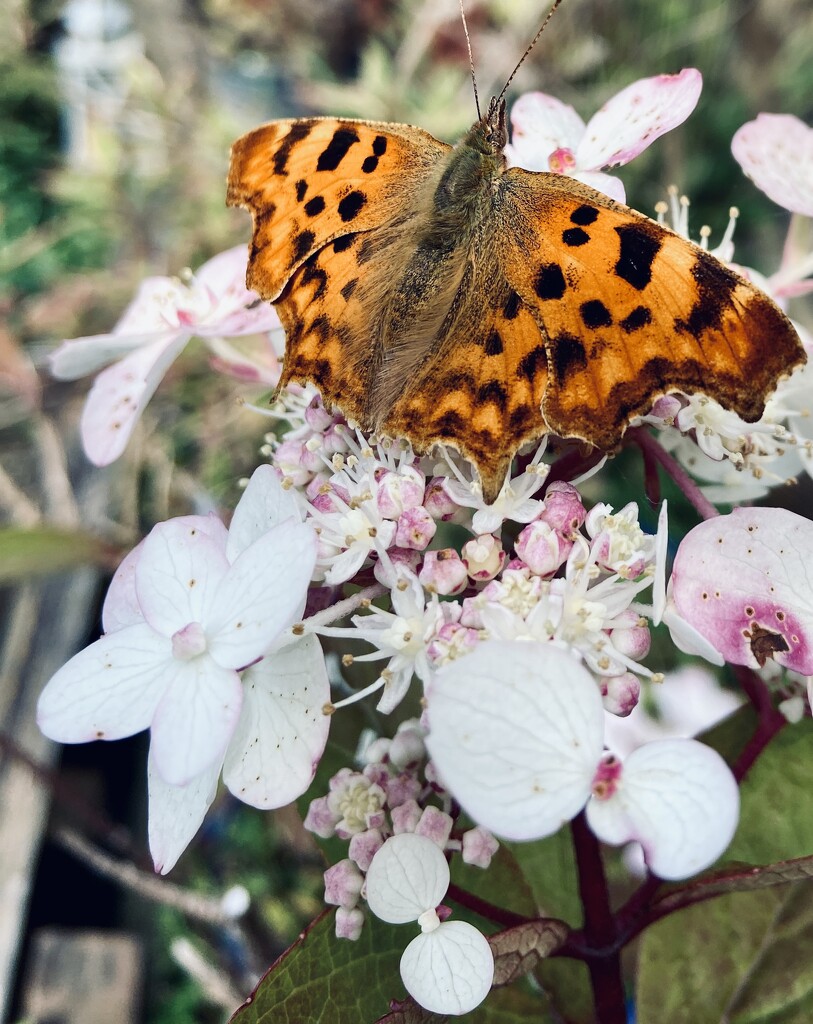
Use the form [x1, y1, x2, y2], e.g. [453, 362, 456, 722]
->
[136, 517, 230, 638]
[670, 508, 813, 673]
[400, 922, 494, 1017]
[585, 739, 739, 880]
[506, 92, 586, 170]
[115, 276, 193, 333]
[206, 520, 317, 669]
[102, 538, 146, 632]
[147, 749, 221, 874]
[732, 114, 813, 216]
[150, 657, 243, 785]
[365, 833, 450, 924]
[79, 331, 190, 465]
[425, 642, 604, 841]
[50, 331, 167, 380]
[222, 635, 330, 808]
[576, 69, 702, 169]
[570, 170, 627, 204]
[226, 465, 304, 563]
[104, 520, 226, 634]
[193, 246, 281, 337]
[36, 623, 171, 742]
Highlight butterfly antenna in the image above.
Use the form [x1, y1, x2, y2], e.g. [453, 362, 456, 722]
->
[495, 0, 567, 108]
[459, 0, 482, 121]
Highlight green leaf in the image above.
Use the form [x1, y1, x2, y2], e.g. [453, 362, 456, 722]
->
[230, 910, 405, 1024]
[0, 526, 110, 581]
[450, 842, 537, 921]
[636, 714, 813, 1023]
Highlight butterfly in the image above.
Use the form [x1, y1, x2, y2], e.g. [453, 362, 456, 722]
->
[226, 85, 805, 504]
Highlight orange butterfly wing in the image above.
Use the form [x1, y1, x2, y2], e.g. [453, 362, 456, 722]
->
[498, 169, 804, 447]
[227, 118, 450, 300]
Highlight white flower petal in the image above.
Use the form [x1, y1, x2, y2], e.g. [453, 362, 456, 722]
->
[576, 69, 702, 169]
[400, 921, 494, 1016]
[136, 518, 230, 638]
[79, 332, 190, 466]
[365, 833, 450, 924]
[37, 623, 170, 742]
[150, 657, 243, 786]
[103, 515, 228, 633]
[223, 635, 330, 808]
[732, 114, 813, 217]
[585, 739, 739, 880]
[570, 170, 627, 203]
[507, 92, 586, 170]
[50, 331, 166, 380]
[206, 520, 317, 669]
[226, 465, 303, 562]
[425, 641, 604, 841]
[147, 749, 221, 874]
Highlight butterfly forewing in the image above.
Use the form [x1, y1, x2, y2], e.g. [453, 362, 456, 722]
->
[498, 169, 804, 446]
[227, 118, 450, 300]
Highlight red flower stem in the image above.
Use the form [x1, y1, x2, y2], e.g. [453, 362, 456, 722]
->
[627, 428, 719, 520]
[569, 812, 626, 1024]
[446, 882, 532, 929]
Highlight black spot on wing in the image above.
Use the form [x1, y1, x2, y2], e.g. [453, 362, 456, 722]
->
[311, 359, 333, 387]
[580, 300, 613, 328]
[340, 278, 358, 301]
[615, 224, 662, 290]
[552, 333, 587, 381]
[563, 227, 590, 247]
[484, 330, 503, 356]
[362, 156, 379, 173]
[273, 121, 315, 176]
[293, 229, 316, 262]
[435, 410, 466, 436]
[316, 127, 360, 172]
[620, 305, 652, 333]
[571, 205, 599, 225]
[674, 258, 736, 337]
[477, 381, 508, 410]
[517, 344, 548, 382]
[295, 179, 308, 202]
[304, 195, 326, 217]
[373, 135, 388, 156]
[535, 264, 566, 300]
[333, 235, 355, 254]
[338, 190, 367, 222]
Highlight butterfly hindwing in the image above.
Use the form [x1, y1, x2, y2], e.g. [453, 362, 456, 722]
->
[227, 118, 451, 300]
[499, 169, 802, 446]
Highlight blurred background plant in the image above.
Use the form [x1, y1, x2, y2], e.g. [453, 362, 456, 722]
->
[1, 1, 811, 1021]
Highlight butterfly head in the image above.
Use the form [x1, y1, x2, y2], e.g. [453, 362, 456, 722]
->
[482, 96, 508, 152]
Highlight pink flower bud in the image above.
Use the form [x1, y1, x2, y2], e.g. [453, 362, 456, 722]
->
[419, 548, 468, 595]
[416, 805, 454, 847]
[539, 481, 586, 534]
[427, 621, 480, 665]
[601, 672, 641, 716]
[610, 615, 652, 661]
[391, 798, 422, 834]
[462, 534, 506, 581]
[324, 859, 364, 908]
[335, 906, 365, 941]
[386, 771, 422, 808]
[376, 466, 426, 519]
[274, 439, 319, 484]
[515, 520, 561, 576]
[424, 477, 459, 520]
[349, 829, 385, 871]
[303, 795, 338, 839]
[394, 507, 436, 550]
[304, 395, 335, 432]
[462, 827, 499, 868]
[649, 394, 683, 423]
